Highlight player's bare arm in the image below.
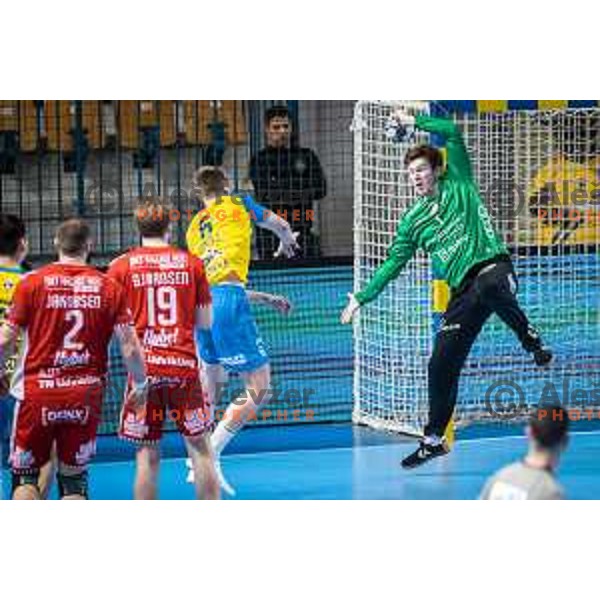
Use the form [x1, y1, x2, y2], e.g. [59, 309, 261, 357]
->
[195, 303, 213, 331]
[195, 300, 222, 414]
[115, 324, 148, 407]
[0, 321, 19, 396]
[247, 290, 292, 315]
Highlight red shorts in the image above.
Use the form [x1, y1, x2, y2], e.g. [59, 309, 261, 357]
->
[119, 377, 212, 444]
[10, 392, 102, 475]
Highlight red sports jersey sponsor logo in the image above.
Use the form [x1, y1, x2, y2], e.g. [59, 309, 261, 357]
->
[122, 409, 150, 440]
[41, 406, 90, 426]
[8, 262, 131, 402]
[108, 247, 210, 380]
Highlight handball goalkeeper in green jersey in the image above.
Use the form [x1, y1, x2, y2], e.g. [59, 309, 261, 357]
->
[341, 107, 552, 470]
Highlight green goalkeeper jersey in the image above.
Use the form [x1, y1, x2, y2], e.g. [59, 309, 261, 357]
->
[355, 114, 508, 306]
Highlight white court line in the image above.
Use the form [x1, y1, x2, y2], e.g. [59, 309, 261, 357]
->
[456, 429, 600, 445]
[2, 429, 594, 476]
[177, 429, 600, 462]
[2, 430, 596, 498]
[93, 443, 358, 467]
[90, 428, 600, 467]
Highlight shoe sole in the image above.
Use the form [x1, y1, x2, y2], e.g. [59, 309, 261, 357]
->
[401, 448, 450, 470]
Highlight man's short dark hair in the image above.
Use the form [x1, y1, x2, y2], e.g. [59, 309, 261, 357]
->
[56, 218, 91, 257]
[0, 213, 26, 256]
[135, 197, 172, 238]
[404, 145, 444, 171]
[531, 404, 570, 450]
[265, 104, 290, 126]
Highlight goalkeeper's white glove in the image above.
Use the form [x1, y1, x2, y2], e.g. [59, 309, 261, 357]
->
[392, 107, 416, 127]
[340, 293, 361, 324]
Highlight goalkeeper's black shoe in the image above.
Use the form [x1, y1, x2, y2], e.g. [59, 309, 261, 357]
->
[533, 347, 553, 367]
[401, 440, 450, 470]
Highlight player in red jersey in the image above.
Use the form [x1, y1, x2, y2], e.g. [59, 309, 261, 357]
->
[108, 197, 219, 500]
[0, 219, 148, 500]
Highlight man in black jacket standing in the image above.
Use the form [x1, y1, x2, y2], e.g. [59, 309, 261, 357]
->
[249, 104, 327, 259]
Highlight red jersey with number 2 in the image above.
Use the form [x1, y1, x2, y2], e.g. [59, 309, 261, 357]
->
[107, 246, 211, 380]
[6, 262, 132, 403]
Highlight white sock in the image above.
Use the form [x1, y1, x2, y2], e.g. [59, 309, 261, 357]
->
[186, 459, 194, 483]
[424, 435, 442, 446]
[211, 386, 272, 454]
[211, 420, 241, 455]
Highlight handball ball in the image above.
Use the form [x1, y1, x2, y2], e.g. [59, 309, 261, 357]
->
[384, 117, 409, 143]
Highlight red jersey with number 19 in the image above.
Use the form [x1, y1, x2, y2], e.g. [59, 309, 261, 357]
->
[107, 246, 211, 381]
[6, 262, 132, 403]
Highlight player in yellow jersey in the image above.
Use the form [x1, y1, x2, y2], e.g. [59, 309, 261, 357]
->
[186, 166, 299, 495]
[0, 214, 58, 500]
[0, 215, 28, 489]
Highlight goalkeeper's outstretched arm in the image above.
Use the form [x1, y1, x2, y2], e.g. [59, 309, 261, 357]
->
[393, 107, 473, 182]
[341, 219, 416, 324]
[414, 114, 473, 182]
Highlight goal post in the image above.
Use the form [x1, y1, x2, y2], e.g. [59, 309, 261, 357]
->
[352, 100, 600, 435]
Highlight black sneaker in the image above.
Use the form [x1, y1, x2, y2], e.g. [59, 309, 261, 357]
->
[533, 347, 553, 366]
[401, 440, 450, 470]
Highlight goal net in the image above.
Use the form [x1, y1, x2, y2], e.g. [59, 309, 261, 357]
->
[352, 100, 600, 435]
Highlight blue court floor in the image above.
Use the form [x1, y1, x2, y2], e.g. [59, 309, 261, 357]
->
[3, 422, 599, 499]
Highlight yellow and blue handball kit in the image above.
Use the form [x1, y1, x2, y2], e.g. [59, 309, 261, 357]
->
[186, 194, 269, 373]
[0, 263, 25, 461]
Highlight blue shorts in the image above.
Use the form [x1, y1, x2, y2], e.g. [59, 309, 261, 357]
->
[199, 284, 269, 373]
[0, 395, 16, 467]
